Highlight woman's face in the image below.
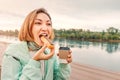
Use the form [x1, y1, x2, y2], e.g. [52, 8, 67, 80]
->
[32, 13, 52, 46]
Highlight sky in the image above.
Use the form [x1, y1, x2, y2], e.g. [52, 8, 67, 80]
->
[0, 0, 120, 31]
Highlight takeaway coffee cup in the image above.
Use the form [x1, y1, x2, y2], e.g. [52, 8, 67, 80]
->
[59, 47, 70, 63]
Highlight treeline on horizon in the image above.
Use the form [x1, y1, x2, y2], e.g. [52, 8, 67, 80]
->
[55, 27, 120, 42]
[0, 27, 120, 42]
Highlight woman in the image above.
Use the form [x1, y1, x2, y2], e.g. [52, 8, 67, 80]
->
[1, 8, 72, 80]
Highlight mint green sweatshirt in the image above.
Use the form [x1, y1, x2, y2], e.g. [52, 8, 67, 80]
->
[1, 41, 71, 80]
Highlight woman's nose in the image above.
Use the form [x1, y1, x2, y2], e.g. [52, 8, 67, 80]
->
[41, 24, 48, 31]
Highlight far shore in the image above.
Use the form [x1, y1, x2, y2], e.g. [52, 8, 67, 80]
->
[1, 35, 120, 43]
[58, 37, 120, 43]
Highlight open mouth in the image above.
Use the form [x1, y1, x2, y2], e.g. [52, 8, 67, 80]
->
[39, 33, 48, 38]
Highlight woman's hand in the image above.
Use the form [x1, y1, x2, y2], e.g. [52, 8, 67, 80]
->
[66, 50, 72, 63]
[32, 43, 55, 61]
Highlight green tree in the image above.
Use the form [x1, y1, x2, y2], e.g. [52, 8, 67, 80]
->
[107, 27, 118, 35]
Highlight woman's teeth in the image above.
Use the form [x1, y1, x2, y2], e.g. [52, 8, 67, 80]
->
[39, 33, 48, 37]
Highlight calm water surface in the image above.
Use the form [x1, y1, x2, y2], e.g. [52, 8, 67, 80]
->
[0, 35, 120, 72]
[54, 38, 120, 72]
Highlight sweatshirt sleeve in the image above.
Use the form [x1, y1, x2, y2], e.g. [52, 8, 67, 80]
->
[53, 56, 71, 80]
[1, 54, 43, 80]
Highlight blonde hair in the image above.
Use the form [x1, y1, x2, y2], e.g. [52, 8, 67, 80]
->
[18, 8, 54, 41]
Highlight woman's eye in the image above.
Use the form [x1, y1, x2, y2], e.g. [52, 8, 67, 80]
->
[34, 22, 41, 25]
[47, 23, 51, 26]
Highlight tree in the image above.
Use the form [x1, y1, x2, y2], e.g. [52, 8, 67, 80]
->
[107, 27, 118, 35]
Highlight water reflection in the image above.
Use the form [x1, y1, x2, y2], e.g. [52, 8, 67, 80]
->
[54, 38, 120, 53]
[54, 38, 120, 72]
[105, 43, 119, 53]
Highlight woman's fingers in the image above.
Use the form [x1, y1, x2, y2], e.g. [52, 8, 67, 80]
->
[66, 54, 72, 63]
[69, 50, 72, 54]
[33, 45, 55, 60]
[67, 57, 72, 63]
[67, 54, 71, 58]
